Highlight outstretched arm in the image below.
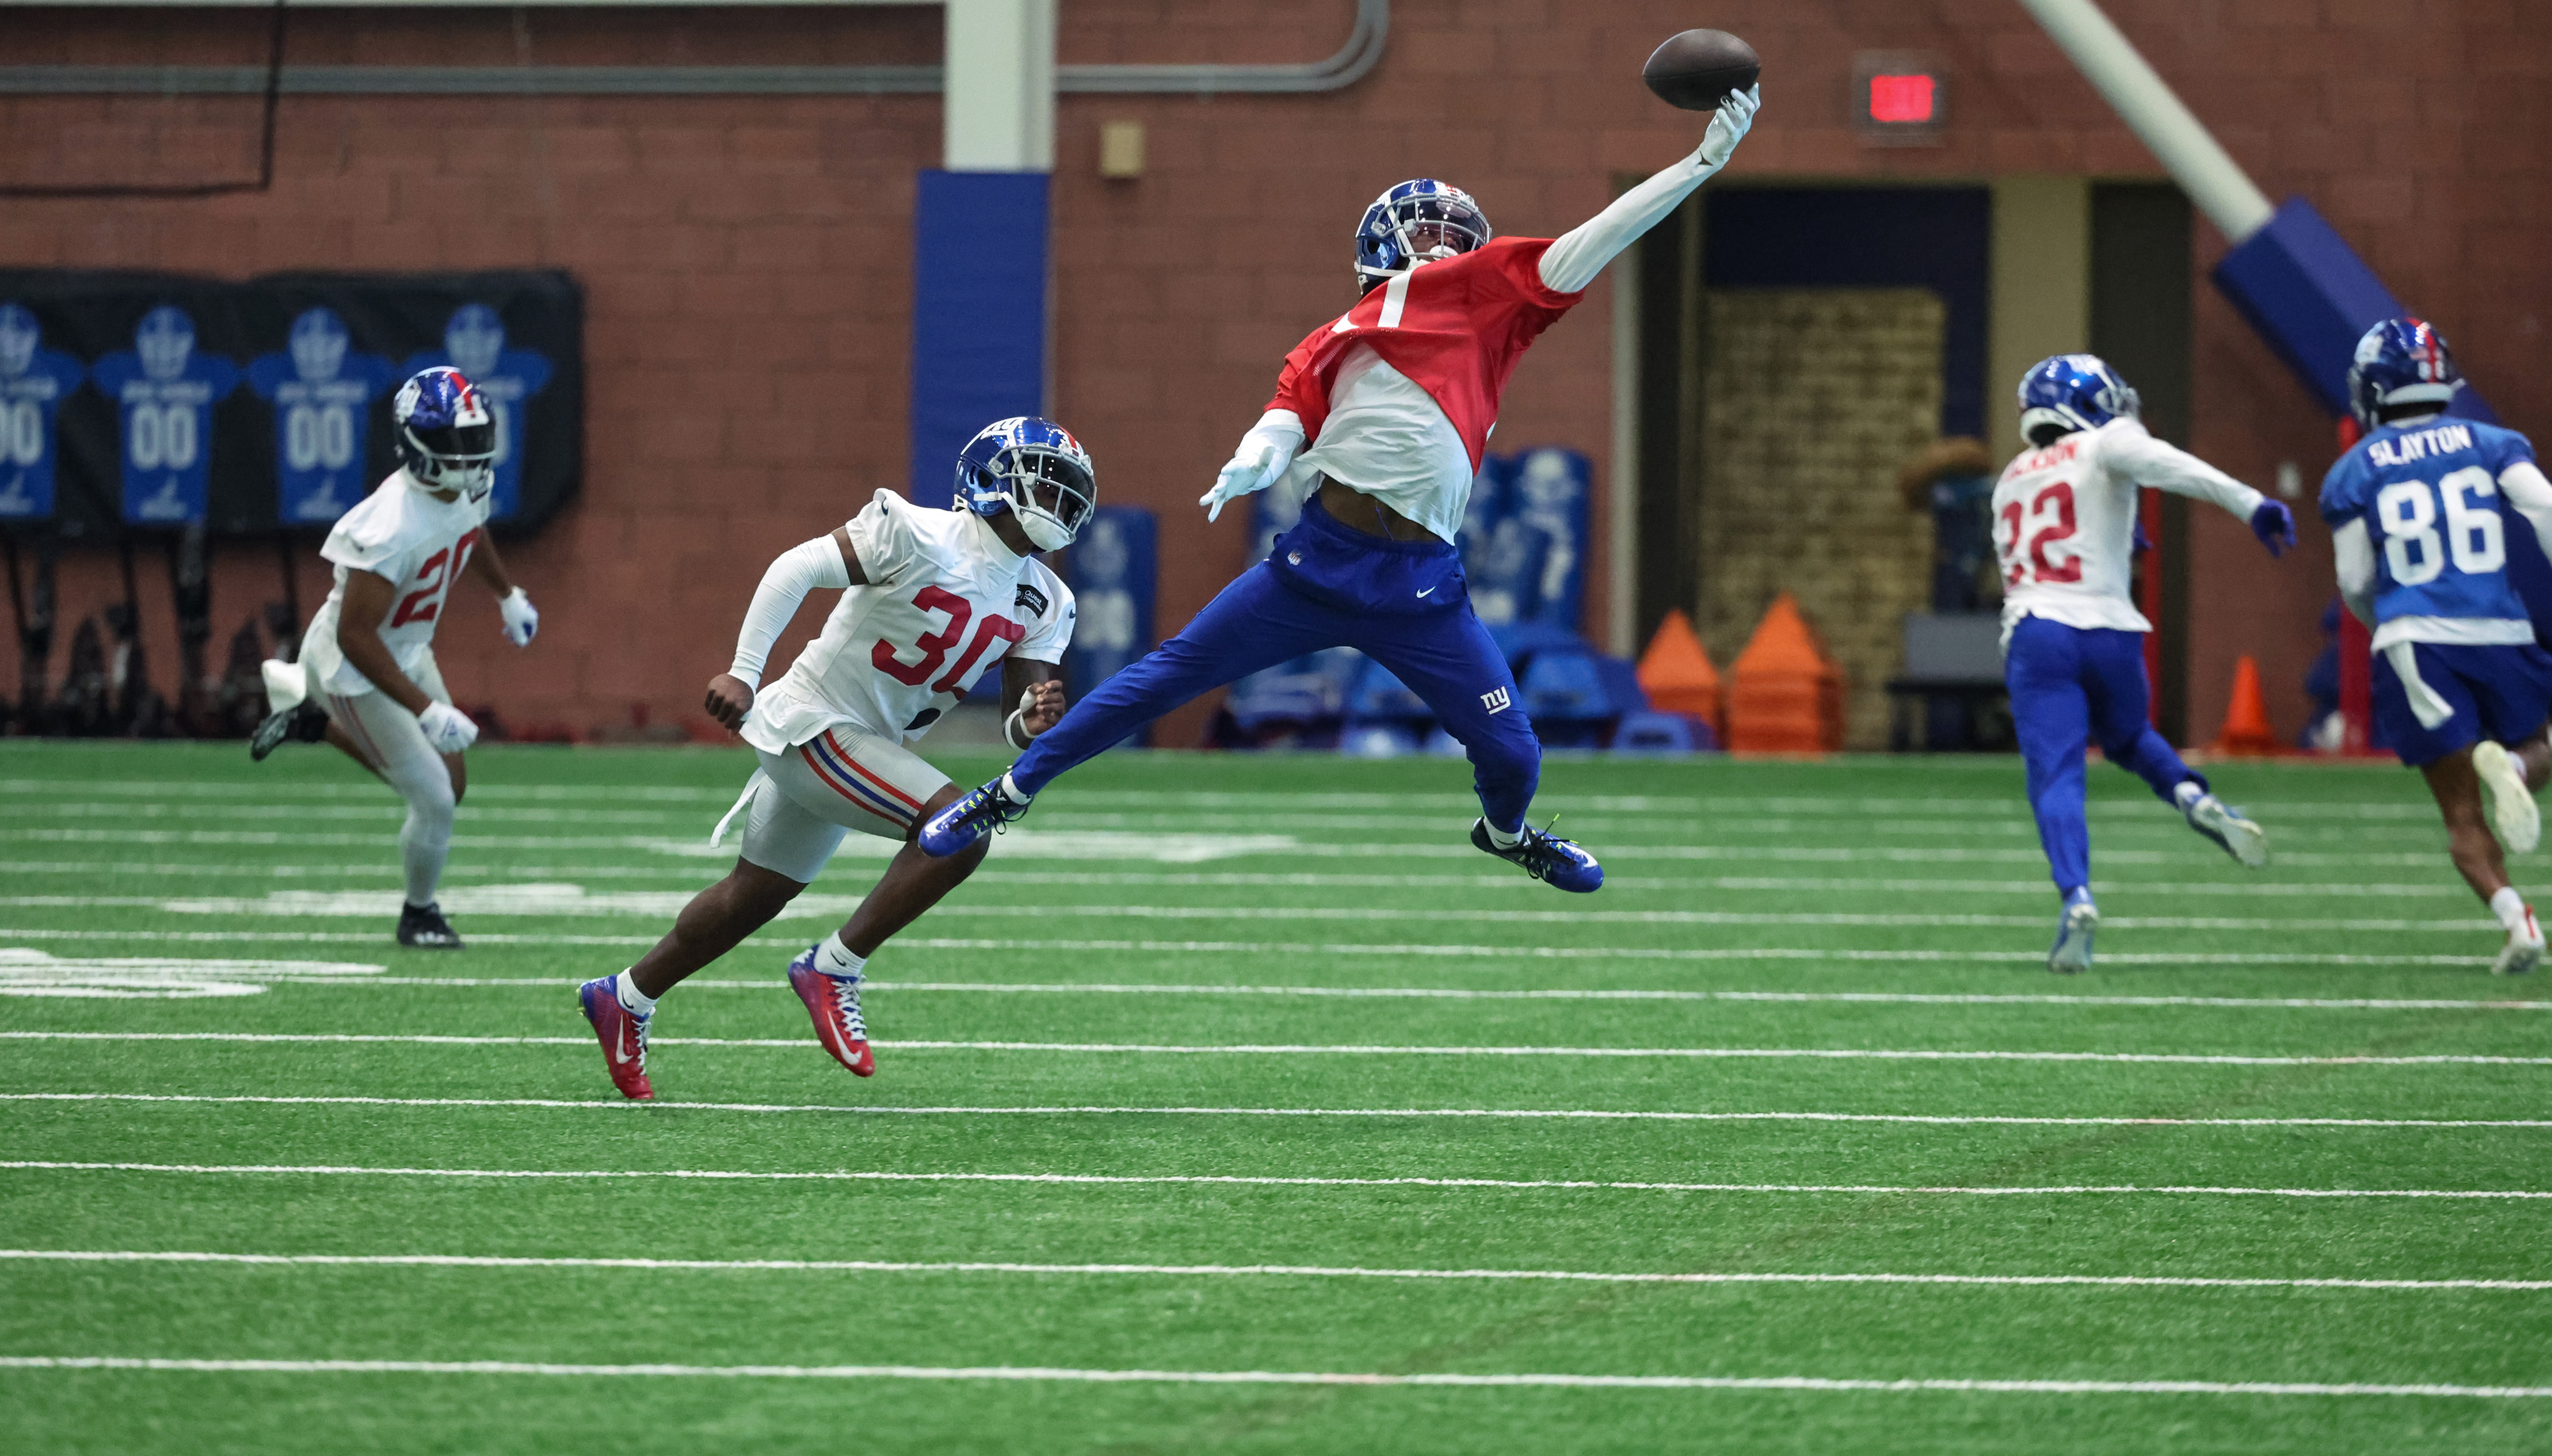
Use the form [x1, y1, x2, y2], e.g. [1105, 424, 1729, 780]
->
[2104, 426, 2293, 555]
[705, 528, 862, 729]
[1199, 409, 1309, 522]
[1537, 86, 1759, 295]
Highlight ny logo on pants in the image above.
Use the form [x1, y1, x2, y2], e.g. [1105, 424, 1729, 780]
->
[1480, 686, 1511, 714]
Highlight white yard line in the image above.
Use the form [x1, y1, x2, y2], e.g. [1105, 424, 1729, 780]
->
[5, 1030, 2541, 1066]
[5, 1159, 2547, 1200]
[0, 1355, 2536, 1397]
[0, 927, 2502, 966]
[6, 1248, 2540, 1292]
[10, 1092, 2543, 1130]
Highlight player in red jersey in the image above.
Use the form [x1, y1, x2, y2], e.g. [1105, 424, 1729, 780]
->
[921, 88, 1760, 888]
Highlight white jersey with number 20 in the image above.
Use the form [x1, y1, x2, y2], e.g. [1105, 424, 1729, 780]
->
[742, 490, 1076, 755]
[1992, 417, 2264, 642]
[299, 467, 491, 698]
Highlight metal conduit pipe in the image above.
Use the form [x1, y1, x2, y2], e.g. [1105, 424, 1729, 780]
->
[0, 0, 1386, 95]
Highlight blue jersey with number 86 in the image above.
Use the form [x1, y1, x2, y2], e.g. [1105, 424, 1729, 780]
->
[2320, 419, 2540, 626]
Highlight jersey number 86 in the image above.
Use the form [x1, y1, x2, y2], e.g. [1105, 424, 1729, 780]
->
[2377, 467, 2502, 585]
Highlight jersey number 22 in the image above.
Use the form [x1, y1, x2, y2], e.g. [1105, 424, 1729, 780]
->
[1998, 482, 2082, 587]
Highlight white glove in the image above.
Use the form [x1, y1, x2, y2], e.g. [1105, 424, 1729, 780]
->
[498, 587, 539, 647]
[1199, 412, 1306, 523]
[1697, 84, 1761, 172]
[417, 701, 480, 754]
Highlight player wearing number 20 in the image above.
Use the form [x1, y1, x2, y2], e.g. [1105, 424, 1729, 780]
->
[574, 417, 1087, 1100]
[247, 366, 541, 951]
[2323, 318, 2552, 976]
[1995, 355, 2293, 973]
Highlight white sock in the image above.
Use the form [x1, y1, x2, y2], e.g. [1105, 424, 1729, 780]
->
[2173, 781, 2205, 811]
[1483, 818, 1523, 850]
[815, 932, 866, 979]
[614, 970, 658, 1015]
[2491, 886, 2532, 935]
[998, 770, 1029, 802]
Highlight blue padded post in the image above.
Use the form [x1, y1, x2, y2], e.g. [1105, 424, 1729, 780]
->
[909, 170, 1050, 508]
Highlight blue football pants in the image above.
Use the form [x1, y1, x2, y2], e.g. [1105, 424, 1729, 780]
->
[1011, 562, 1541, 832]
[2005, 616, 2205, 896]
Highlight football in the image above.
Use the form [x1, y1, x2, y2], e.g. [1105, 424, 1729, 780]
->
[1641, 29, 1760, 111]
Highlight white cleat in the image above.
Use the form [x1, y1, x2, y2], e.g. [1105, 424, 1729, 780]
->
[2047, 891, 2098, 975]
[2183, 792, 2270, 869]
[2473, 742, 2541, 855]
[2492, 904, 2545, 977]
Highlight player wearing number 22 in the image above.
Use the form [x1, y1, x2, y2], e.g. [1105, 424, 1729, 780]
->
[919, 89, 1767, 886]
[1995, 355, 2294, 973]
[575, 417, 1088, 1099]
[2323, 318, 2552, 976]
[246, 366, 541, 951]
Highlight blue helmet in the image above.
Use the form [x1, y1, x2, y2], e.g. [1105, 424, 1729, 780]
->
[2348, 316, 2462, 429]
[1354, 179, 1490, 297]
[2017, 354, 2142, 446]
[392, 366, 497, 500]
[955, 416, 1097, 552]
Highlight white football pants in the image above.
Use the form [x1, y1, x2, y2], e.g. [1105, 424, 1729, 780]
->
[314, 654, 459, 908]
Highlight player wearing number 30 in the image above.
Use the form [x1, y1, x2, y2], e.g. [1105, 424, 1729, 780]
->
[575, 417, 1087, 1099]
[1995, 355, 2293, 973]
[2323, 318, 2552, 976]
[247, 366, 539, 951]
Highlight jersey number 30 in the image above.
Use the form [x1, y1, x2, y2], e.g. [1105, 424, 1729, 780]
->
[873, 585, 1025, 696]
[1998, 482, 2082, 586]
[2377, 468, 2503, 586]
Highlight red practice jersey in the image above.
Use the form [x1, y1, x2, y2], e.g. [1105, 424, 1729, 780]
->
[1265, 237, 1584, 469]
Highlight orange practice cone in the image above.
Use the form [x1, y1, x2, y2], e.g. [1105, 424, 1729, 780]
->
[2212, 654, 2282, 756]
[1726, 594, 1844, 754]
[1637, 609, 1723, 739]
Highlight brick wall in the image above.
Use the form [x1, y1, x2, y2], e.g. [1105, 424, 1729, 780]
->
[1696, 289, 1942, 750]
[1, 0, 2545, 752]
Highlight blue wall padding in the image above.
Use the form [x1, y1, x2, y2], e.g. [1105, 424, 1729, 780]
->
[2212, 196, 2496, 424]
[909, 170, 1049, 508]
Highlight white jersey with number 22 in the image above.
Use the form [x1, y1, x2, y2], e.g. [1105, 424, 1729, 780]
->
[1992, 417, 2263, 642]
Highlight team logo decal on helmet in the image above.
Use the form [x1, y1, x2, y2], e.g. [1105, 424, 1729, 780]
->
[393, 365, 497, 500]
[2018, 354, 2142, 446]
[2348, 316, 2462, 429]
[1354, 179, 1491, 296]
[956, 416, 1097, 552]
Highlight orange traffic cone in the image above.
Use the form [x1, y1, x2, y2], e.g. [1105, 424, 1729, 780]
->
[2211, 654, 2282, 756]
[1637, 609, 1723, 740]
[1726, 594, 1844, 755]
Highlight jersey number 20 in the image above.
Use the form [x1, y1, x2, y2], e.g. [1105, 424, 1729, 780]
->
[2376, 467, 2502, 586]
[873, 585, 1026, 696]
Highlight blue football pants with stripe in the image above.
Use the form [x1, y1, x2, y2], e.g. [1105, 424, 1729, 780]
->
[1011, 561, 1542, 832]
[2005, 616, 2204, 896]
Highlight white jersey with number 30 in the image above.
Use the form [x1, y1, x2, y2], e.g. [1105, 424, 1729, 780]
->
[1992, 417, 2264, 641]
[742, 490, 1076, 754]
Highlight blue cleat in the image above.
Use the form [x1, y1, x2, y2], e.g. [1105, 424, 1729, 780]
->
[1472, 817, 1603, 893]
[917, 774, 1034, 858]
[578, 975, 654, 1100]
[2047, 888, 2098, 975]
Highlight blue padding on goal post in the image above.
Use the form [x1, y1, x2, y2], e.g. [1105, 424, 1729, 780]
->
[909, 170, 1049, 509]
[2212, 196, 2497, 425]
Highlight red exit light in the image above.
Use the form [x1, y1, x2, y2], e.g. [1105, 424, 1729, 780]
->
[1868, 73, 1937, 124]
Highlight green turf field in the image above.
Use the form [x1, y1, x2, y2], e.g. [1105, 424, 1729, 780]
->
[2, 739, 2548, 1453]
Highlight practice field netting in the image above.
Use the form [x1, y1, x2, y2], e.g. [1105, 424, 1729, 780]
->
[2, 741, 2548, 1453]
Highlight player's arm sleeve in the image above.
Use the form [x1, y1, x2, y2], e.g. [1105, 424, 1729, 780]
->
[1538, 149, 1716, 295]
[2332, 518, 2378, 627]
[1013, 578, 1075, 664]
[2496, 457, 2552, 564]
[726, 535, 853, 690]
[2103, 427, 2266, 519]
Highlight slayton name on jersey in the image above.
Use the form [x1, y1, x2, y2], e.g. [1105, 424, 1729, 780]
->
[743, 491, 1074, 756]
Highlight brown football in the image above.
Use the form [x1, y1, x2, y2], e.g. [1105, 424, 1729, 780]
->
[1642, 29, 1759, 112]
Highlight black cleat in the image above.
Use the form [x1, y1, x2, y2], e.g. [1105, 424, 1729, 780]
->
[397, 901, 464, 951]
[1471, 817, 1604, 892]
[249, 700, 330, 762]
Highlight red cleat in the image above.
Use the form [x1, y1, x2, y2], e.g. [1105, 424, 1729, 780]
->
[788, 950, 875, 1077]
[578, 976, 655, 1100]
